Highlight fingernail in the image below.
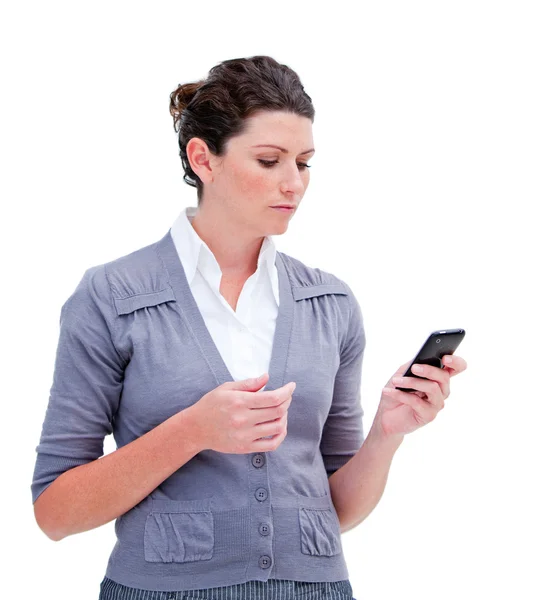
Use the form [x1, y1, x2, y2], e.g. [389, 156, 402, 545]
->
[443, 356, 452, 364]
[412, 364, 423, 373]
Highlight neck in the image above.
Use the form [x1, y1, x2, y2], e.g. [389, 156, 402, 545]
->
[190, 204, 265, 276]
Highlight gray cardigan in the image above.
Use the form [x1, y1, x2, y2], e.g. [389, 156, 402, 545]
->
[31, 229, 366, 593]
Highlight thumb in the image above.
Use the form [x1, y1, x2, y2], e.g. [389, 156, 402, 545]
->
[226, 372, 269, 392]
[395, 361, 412, 377]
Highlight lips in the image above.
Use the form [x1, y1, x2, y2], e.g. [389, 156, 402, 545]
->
[271, 206, 295, 212]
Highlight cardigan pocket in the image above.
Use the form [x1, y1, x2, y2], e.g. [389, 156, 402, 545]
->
[297, 492, 342, 557]
[292, 282, 348, 301]
[144, 497, 214, 563]
[113, 287, 176, 316]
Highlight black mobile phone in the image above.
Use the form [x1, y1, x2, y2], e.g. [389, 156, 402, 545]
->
[395, 328, 466, 393]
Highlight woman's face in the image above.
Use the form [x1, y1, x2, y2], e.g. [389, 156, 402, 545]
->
[192, 110, 314, 236]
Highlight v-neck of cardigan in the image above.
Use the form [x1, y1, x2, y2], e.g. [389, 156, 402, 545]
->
[156, 229, 294, 393]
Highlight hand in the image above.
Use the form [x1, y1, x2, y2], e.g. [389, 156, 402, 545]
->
[190, 373, 296, 454]
[374, 354, 467, 437]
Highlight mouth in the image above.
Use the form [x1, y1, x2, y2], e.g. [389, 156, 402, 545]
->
[270, 206, 296, 213]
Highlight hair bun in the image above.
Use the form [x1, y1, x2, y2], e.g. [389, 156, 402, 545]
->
[169, 81, 204, 131]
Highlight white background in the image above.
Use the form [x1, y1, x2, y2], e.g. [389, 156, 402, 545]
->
[2, 1, 533, 599]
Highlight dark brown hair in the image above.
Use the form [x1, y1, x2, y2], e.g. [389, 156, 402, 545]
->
[169, 55, 315, 205]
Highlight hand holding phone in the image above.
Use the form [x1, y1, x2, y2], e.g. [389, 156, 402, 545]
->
[395, 328, 466, 393]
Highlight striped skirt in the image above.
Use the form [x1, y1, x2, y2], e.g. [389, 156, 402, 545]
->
[99, 576, 356, 599]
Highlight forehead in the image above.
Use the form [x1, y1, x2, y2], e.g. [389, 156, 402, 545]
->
[237, 110, 314, 148]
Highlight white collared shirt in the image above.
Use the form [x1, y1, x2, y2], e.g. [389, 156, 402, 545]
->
[170, 206, 279, 384]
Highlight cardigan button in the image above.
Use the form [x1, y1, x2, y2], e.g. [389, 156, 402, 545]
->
[259, 555, 272, 569]
[252, 454, 265, 467]
[259, 522, 271, 536]
[255, 487, 268, 502]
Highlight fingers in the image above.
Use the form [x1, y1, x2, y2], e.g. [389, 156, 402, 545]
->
[442, 354, 468, 375]
[395, 360, 413, 377]
[252, 410, 288, 440]
[406, 363, 451, 399]
[395, 353, 467, 393]
[391, 375, 446, 410]
[246, 382, 295, 428]
[248, 381, 296, 408]
[384, 387, 439, 424]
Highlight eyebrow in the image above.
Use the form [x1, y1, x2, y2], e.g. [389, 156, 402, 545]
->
[251, 144, 315, 155]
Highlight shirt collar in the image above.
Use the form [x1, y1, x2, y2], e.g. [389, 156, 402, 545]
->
[170, 206, 278, 299]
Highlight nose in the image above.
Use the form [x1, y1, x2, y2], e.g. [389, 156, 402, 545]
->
[280, 164, 306, 196]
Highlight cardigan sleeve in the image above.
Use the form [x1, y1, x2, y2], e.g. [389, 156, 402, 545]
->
[31, 266, 127, 504]
[320, 283, 366, 478]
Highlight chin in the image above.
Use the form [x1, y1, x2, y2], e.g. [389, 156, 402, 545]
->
[260, 208, 294, 234]
[269, 223, 290, 236]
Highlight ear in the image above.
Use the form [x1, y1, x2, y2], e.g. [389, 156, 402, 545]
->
[186, 137, 220, 184]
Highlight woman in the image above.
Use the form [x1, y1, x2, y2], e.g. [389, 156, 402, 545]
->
[31, 55, 467, 600]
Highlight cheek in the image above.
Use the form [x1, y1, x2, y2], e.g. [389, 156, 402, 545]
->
[228, 162, 272, 197]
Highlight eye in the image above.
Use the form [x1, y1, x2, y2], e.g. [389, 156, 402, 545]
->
[258, 159, 312, 170]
